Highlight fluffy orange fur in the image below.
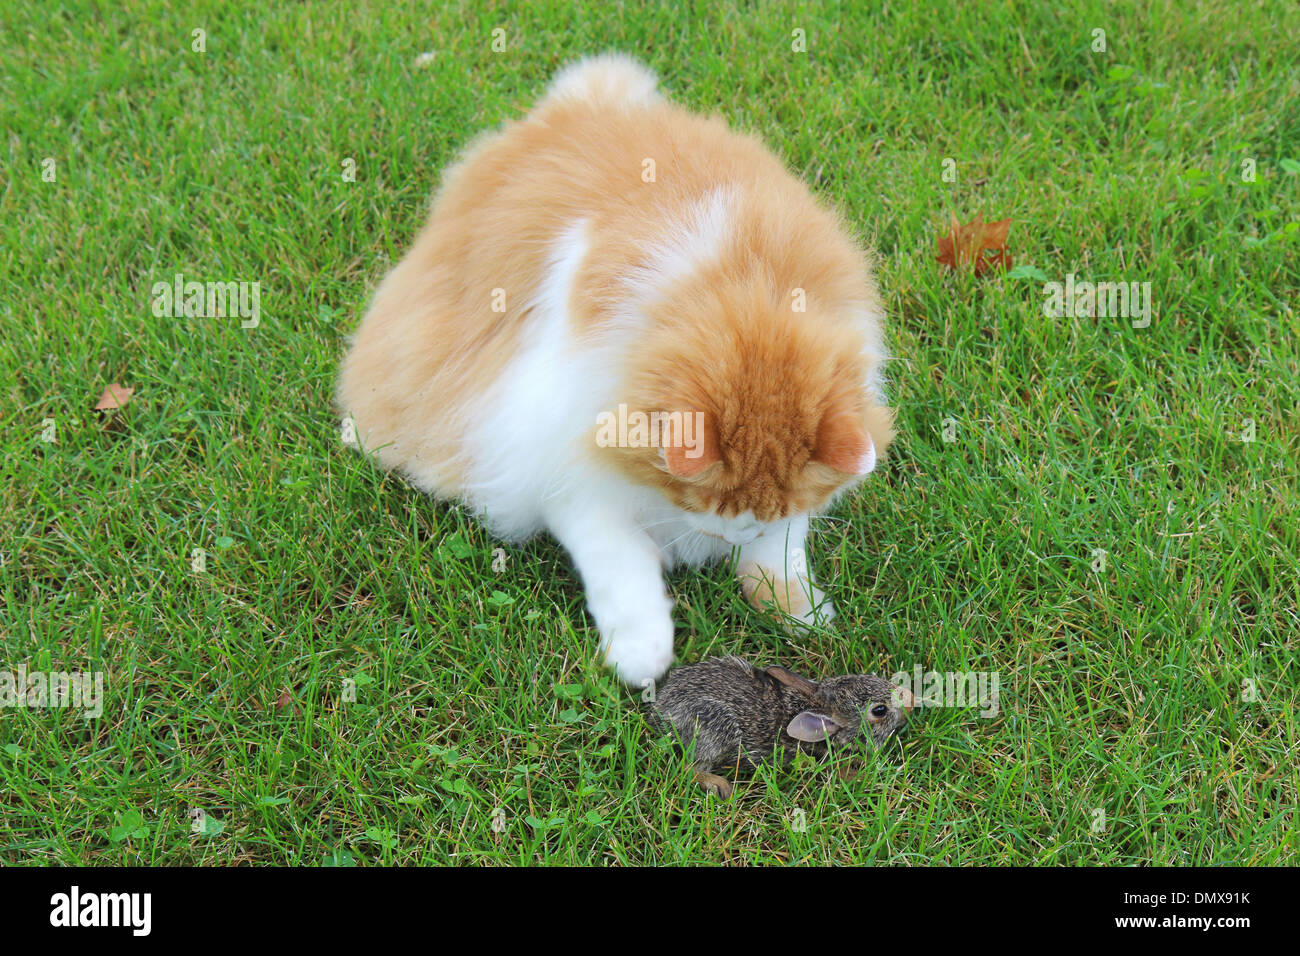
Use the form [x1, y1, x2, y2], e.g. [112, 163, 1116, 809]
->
[337, 69, 893, 516]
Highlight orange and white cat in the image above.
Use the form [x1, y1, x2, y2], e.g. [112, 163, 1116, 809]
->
[337, 54, 893, 686]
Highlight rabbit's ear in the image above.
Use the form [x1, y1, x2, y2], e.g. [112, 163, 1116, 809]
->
[766, 666, 821, 699]
[786, 710, 841, 743]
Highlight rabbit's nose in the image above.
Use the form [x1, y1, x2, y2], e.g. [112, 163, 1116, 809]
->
[895, 686, 915, 713]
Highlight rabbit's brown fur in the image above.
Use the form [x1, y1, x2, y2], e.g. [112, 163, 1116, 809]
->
[648, 656, 912, 796]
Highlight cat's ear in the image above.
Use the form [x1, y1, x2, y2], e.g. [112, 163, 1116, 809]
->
[660, 411, 720, 478]
[813, 410, 877, 476]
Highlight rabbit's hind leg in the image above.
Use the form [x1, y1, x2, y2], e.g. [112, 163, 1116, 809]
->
[694, 771, 733, 799]
[683, 700, 742, 798]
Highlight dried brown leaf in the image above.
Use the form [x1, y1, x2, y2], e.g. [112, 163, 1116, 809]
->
[936, 213, 1013, 276]
[94, 383, 135, 410]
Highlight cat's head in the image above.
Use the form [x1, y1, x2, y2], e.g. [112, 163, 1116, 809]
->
[614, 282, 893, 543]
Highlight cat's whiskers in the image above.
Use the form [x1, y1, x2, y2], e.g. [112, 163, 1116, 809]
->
[659, 526, 704, 557]
[635, 515, 691, 534]
[538, 473, 581, 504]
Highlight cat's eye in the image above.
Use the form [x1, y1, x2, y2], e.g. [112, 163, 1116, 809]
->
[870, 705, 889, 718]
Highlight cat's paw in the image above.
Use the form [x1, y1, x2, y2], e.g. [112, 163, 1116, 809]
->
[738, 562, 836, 632]
[598, 614, 675, 687]
[782, 581, 836, 634]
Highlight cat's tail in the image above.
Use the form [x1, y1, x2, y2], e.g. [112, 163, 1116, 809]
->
[538, 53, 662, 110]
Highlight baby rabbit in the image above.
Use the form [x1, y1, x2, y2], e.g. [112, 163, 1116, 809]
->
[648, 656, 913, 797]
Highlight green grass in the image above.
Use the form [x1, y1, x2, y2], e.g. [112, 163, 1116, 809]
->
[2, 0, 1297, 865]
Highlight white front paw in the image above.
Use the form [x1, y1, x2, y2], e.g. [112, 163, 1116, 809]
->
[598, 612, 675, 687]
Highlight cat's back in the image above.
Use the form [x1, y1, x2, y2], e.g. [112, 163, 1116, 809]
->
[433, 58, 797, 243]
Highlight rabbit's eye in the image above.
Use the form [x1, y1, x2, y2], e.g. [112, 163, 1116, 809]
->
[870, 705, 889, 718]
